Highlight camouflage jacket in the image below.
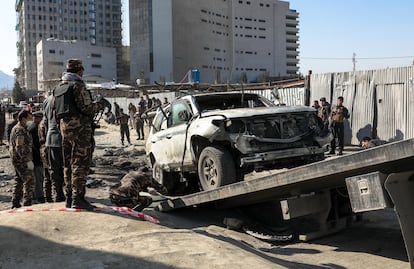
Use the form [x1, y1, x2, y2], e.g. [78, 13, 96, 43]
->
[330, 105, 350, 123]
[9, 122, 33, 164]
[59, 73, 101, 125]
[110, 170, 168, 199]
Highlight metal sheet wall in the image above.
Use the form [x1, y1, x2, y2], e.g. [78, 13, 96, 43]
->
[247, 87, 305, 106]
[310, 66, 414, 145]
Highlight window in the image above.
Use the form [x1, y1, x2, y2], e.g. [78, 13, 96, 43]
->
[92, 64, 102, 68]
[49, 49, 56, 54]
[170, 102, 192, 127]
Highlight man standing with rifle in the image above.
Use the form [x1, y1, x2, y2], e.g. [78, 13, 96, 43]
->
[54, 59, 106, 210]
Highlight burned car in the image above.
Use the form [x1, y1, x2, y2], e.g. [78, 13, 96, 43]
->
[146, 92, 331, 193]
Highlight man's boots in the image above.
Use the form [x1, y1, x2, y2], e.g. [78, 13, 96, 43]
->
[11, 200, 21, 209]
[72, 195, 96, 211]
[65, 196, 72, 208]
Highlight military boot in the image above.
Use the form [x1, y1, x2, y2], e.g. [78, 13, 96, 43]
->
[72, 195, 96, 211]
[65, 196, 72, 208]
[11, 200, 21, 209]
[55, 190, 66, 202]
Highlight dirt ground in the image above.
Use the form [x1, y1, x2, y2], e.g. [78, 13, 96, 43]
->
[0, 117, 410, 269]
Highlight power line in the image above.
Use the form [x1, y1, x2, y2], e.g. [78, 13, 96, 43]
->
[301, 56, 414, 60]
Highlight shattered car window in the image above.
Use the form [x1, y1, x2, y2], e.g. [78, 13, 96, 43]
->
[152, 107, 170, 132]
[171, 101, 193, 126]
[195, 93, 268, 112]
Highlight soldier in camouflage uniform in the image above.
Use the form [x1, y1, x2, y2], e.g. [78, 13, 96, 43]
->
[117, 108, 131, 146]
[329, 96, 350, 156]
[38, 117, 53, 202]
[9, 110, 35, 208]
[54, 59, 104, 210]
[318, 97, 331, 133]
[109, 167, 168, 211]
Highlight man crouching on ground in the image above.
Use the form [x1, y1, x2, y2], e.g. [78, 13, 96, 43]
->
[109, 167, 168, 211]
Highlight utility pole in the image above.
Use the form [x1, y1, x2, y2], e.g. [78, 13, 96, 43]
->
[352, 52, 357, 71]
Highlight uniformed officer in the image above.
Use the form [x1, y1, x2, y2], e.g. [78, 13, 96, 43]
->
[38, 115, 53, 202]
[109, 167, 168, 211]
[54, 59, 104, 210]
[329, 96, 350, 155]
[41, 95, 65, 202]
[28, 111, 45, 203]
[117, 108, 131, 146]
[9, 110, 35, 208]
[319, 97, 331, 132]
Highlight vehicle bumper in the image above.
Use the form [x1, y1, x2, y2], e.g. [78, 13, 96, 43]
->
[240, 146, 325, 167]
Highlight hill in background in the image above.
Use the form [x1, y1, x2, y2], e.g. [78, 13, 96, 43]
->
[0, 71, 14, 90]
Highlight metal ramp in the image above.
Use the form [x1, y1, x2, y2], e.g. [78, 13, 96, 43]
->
[157, 138, 414, 211]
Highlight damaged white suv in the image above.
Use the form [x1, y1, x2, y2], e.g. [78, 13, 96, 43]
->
[146, 92, 331, 193]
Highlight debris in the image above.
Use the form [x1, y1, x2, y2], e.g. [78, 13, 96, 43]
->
[86, 178, 104, 188]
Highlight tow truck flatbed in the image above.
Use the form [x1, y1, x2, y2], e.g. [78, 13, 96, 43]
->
[158, 138, 414, 211]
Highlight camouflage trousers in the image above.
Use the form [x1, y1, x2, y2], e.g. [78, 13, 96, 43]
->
[60, 118, 93, 198]
[12, 163, 35, 204]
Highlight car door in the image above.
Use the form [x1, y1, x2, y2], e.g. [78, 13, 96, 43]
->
[164, 99, 194, 170]
[147, 105, 171, 167]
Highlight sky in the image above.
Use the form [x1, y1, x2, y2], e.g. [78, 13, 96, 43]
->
[1, 0, 413, 76]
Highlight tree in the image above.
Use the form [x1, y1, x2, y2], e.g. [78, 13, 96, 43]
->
[12, 80, 26, 103]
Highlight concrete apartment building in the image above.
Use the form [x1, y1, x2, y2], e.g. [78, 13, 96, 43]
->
[129, 0, 299, 84]
[36, 39, 117, 93]
[15, 0, 124, 93]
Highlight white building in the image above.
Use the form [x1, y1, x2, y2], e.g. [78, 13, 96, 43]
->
[129, 0, 299, 84]
[36, 39, 117, 93]
[15, 0, 123, 93]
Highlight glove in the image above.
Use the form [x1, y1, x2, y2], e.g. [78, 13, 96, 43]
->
[27, 161, 34, 170]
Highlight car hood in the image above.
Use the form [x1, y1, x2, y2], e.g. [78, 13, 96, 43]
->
[200, 106, 316, 119]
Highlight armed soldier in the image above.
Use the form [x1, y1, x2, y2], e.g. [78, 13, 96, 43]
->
[117, 108, 131, 146]
[318, 97, 331, 133]
[54, 59, 105, 210]
[329, 96, 350, 155]
[9, 110, 35, 208]
[109, 167, 168, 211]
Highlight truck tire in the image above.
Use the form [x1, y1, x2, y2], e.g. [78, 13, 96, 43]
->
[198, 146, 237, 191]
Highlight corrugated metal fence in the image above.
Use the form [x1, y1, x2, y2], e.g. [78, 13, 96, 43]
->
[106, 65, 414, 146]
[311, 66, 414, 144]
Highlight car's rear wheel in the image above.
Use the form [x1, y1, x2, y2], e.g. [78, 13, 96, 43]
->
[198, 146, 237, 191]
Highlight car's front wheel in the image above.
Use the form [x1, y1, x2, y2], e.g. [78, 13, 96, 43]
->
[198, 146, 237, 191]
[152, 161, 179, 194]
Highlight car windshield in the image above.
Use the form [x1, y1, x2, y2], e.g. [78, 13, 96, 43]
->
[195, 93, 271, 112]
